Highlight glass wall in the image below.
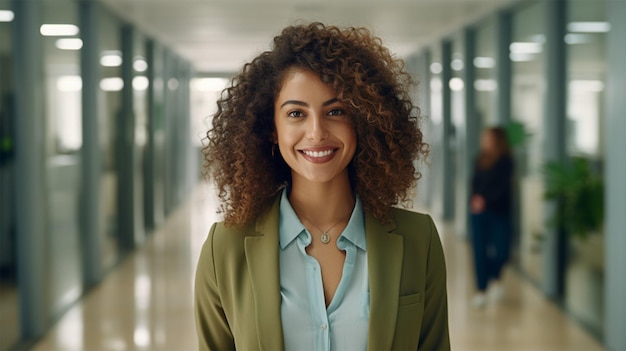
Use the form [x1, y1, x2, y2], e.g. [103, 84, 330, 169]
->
[98, 7, 122, 271]
[133, 33, 148, 242]
[450, 35, 468, 236]
[0, 1, 19, 349]
[428, 47, 444, 218]
[510, 1, 547, 285]
[564, 0, 608, 337]
[150, 43, 166, 228]
[474, 17, 498, 127]
[42, 0, 83, 320]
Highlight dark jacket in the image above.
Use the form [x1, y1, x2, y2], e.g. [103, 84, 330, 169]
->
[471, 155, 514, 215]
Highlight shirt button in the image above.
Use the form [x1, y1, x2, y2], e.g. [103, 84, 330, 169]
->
[320, 323, 327, 330]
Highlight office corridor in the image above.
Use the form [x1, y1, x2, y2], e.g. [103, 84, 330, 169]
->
[30, 186, 604, 351]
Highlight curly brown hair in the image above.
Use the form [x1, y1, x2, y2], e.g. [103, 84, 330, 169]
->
[204, 22, 429, 226]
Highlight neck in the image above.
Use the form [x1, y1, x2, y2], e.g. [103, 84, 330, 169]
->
[288, 170, 355, 227]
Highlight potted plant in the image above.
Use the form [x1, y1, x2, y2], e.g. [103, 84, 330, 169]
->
[543, 156, 604, 270]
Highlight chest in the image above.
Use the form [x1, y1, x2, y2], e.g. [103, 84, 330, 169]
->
[279, 241, 370, 350]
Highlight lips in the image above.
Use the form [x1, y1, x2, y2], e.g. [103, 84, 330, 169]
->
[298, 147, 338, 163]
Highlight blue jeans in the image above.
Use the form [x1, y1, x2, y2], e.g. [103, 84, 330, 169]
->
[469, 211, 512, 292]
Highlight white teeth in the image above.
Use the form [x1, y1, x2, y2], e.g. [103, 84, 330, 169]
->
[302, 149, 334, 158]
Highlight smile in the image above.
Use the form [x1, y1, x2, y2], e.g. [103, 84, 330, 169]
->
[301, 149, 335, 158]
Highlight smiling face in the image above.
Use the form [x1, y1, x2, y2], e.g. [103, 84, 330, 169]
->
[273, 68, 357, 185]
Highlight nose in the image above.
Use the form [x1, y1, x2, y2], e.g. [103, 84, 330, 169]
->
[306, 113, 328, 142]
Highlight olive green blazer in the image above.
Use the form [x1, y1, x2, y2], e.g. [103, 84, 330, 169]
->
[194, 196, 450, 351]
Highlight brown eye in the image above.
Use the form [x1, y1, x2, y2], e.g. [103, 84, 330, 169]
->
[328, 108, 344, 116]
[288, 110, 305, 118]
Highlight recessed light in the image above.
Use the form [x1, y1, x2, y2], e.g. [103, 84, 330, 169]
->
[449, 77, 464, 91]
[451, 59, 464, 71]
[100, 77, 124, 92]
[0, 10, 14, 22]
[134, 58, 148, 72]
[473, 57, 495, 69]
[56, 38, 83, 50]
[100, 51, 123, 67]
[133, 76, 149, 91]
[510, 42, 543, 54]
[567, 22, 611, 33]
[40, 24, 79, 36]
[430, 62, 442, 74]
[564, 33, 591, 45]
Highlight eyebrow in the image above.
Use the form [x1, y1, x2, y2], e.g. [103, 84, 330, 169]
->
[280, 97, 339, 109]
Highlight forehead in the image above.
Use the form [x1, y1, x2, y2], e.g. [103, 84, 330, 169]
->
[276, 68, 336, 101]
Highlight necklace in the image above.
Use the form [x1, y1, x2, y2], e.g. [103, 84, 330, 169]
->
[298, 213, 350, 244]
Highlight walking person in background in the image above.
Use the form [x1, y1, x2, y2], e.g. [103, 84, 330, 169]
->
[469, 126, 514, 308]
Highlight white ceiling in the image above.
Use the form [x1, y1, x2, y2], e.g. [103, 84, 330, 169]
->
[99, 0, 517, 74]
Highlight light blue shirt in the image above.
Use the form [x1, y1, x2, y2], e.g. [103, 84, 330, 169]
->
[279, 189, 369, 351]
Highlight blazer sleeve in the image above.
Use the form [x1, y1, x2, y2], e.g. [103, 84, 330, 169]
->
[418, 216, 451, 351]
[194, 223, 235, 351]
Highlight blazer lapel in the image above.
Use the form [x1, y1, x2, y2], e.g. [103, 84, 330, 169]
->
[366, 213, 403, 351]
[244, 197, 284, 351]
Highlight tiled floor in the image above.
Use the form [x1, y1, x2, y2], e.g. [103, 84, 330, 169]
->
[32, 186, 605, 351]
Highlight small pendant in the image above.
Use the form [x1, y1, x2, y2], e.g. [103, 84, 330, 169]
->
[321, 232, 330, 244]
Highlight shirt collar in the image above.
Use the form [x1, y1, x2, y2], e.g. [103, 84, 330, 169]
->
[278, 188, 366, 251]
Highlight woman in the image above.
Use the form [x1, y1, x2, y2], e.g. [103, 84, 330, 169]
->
[469, 127, 514, 307]
[195, 23, 449, 350]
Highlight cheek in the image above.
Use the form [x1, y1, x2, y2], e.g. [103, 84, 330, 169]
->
[342, 125, 358, 154]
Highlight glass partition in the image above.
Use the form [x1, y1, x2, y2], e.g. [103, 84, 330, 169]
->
[133, 33, 147, 242]
[564, 0, 608, 338]
[450, 35, 467, 236]
[428, 47, 444, 217]
[474, 17, 498, 127]
[98, 6, 122, 271]
[0, 1, 19, 348]
[41, 0, 83, 320]
[510, 1, 546, 284]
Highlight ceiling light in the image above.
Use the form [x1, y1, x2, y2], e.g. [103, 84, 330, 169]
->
[473, 57, 495, 69]
[430, 62, 442, 74]
[0, 10, 14, 22]
[133, 58, 148, 72]
[449, 78, 464, 91]
[56, 38, 83, 50]
[133, 76, 149, 91]
[509, 42, 543, 54]
[100, 51, 122, 67]
[564, 33, 591, 45]
[567, 22, 611, 33]
[451, 59, 464, 71]
[40, 24, 79, 36]
[100, 77, 124, 92]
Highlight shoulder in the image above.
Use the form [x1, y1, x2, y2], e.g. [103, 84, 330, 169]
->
[390, 207, 436, 235]
[209, 221, 254, 245]
[388, 207, 439, 248]
[197, 221, 255, 269]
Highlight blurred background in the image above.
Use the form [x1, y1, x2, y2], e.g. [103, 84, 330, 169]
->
[0, 0, 625, 350]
